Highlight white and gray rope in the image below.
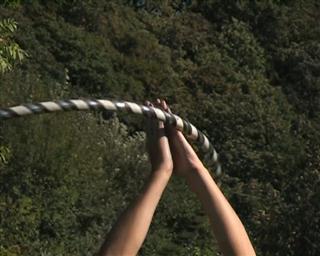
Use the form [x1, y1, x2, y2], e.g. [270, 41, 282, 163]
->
[0, 99, 221, 174]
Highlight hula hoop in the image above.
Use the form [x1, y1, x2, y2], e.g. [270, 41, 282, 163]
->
[0, 99, 221, 174]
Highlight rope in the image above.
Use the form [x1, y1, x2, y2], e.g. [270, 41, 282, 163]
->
[0, 99, 221, 175]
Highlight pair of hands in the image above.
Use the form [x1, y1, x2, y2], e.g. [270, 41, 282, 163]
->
[145, 99, 204, 178]
[100, 100, 257, 256]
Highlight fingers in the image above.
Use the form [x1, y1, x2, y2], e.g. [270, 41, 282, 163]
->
[145, 100, 165, 139]
[145, 98, 172, 131]
[144, 100, 152, 133]
[160, 99, 171, 114]
[155, 99, 164, 129]
[158, 99, 179, 136]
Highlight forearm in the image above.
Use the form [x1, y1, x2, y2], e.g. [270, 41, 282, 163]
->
[185, 166, 255, 256]
[99, 170, 171, 256]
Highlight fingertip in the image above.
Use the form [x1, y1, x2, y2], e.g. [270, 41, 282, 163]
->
[161, 100, 168, 111]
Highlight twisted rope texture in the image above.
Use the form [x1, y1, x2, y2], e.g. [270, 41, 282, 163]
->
[0, 99, 221, 174]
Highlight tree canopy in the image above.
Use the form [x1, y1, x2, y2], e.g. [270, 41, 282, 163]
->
[0, 1, 319, 255]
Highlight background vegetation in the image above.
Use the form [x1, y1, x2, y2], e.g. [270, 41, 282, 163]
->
[0, 0, 319, 255]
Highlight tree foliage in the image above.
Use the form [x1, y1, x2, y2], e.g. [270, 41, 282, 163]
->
[0, 0, 319, 255]
[0, 18, 26, 73]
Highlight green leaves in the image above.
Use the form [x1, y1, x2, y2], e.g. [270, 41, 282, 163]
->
[0, 145, 10, 166]
[0, 18, 17, 34]
[0, 1, 319, 255]
[0, 18, 27, 73]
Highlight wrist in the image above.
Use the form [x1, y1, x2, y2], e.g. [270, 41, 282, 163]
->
[151, 167, 173, 181]
[183, 163, 205, 179]
[184, 164, 208, 185]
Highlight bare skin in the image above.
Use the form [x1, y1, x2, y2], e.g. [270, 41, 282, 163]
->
[99, 99, 256, 256]
[98, 100, 173, 256]
[161, 100, 256, 256]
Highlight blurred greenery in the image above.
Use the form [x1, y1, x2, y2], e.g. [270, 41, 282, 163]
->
[0, 18, 27, 73]
[0, 0, 319, 255]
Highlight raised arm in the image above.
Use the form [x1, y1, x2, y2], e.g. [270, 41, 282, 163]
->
[98, 101, 173, 256]
[161, 100, 256, 256]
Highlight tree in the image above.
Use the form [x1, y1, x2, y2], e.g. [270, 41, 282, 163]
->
[0, 1, 319, 255]
[0, 18, 27, 170]
[0, 18, 27, 73]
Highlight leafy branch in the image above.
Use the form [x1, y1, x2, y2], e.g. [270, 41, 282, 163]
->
[0, 18, 27, 73]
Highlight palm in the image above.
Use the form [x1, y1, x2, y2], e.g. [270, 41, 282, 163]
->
[158, 100, 203, 177]
[167, 129, 203, 176]
[145, 101, 173, 173]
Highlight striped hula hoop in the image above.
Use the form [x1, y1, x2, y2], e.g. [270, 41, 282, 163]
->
[0, 99, 221, 175]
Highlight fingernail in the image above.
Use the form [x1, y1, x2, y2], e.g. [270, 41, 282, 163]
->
[163, 100, 167, 108]
[161, 100, 168, 110]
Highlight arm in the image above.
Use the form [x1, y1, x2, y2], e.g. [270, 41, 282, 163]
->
[185, 165, 256, 256]
[98, 100, 173, 256]
[98, 170, 171, 256]
[160, 100, 255, 256]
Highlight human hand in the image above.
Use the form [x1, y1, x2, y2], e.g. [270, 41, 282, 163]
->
[158, 100, 204, 177]
[145, 100, 173, 177]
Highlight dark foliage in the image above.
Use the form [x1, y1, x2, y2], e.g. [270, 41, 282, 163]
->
[0, 0, 319, 255]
